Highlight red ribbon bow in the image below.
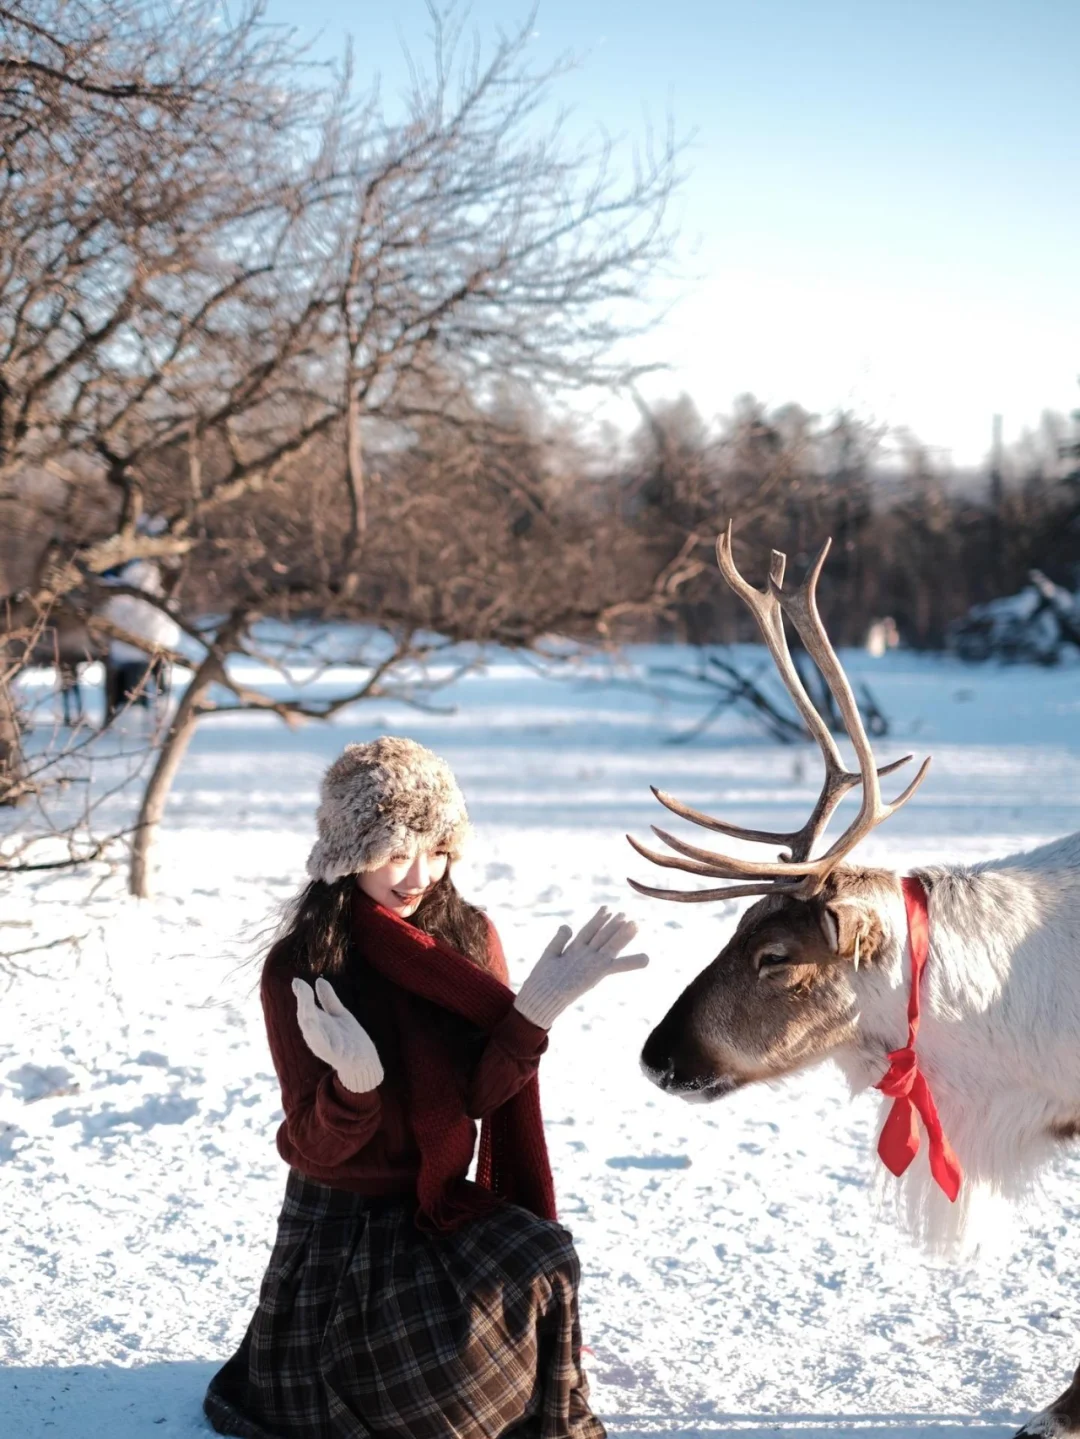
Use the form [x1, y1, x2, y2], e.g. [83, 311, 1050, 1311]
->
[874, 876, 962, 1203]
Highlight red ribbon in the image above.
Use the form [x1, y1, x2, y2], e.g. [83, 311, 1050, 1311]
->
[874, 876, 962, 1203]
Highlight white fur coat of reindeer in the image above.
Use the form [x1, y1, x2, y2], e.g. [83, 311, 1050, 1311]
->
[833, 832, 1080, 1247]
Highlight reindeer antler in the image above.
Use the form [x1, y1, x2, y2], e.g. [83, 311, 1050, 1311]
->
[627, 522, 931, 904]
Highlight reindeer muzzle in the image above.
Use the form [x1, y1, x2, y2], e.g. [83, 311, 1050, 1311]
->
[640, 1018, 740, 1102]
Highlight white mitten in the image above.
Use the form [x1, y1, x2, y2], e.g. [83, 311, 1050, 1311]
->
[513, 907, 649, 1030]
[292, 976, 384, 1094]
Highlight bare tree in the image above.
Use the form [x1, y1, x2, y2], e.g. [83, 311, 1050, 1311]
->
[2, 1, 686, 895]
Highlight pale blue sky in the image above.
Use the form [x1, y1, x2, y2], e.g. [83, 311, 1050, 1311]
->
[265, 0, 1080, 464]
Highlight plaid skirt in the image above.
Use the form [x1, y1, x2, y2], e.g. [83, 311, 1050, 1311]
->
[204, 1171, 605, 1439]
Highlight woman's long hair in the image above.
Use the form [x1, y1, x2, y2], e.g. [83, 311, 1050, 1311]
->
[278, 868, 492, 978]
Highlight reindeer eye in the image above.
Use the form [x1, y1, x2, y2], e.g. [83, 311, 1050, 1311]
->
[756, 951, 790, 972]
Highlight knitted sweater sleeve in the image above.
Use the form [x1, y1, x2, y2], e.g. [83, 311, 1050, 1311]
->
[465, 918, 549, 1120]
[261, 955, 383, 1167]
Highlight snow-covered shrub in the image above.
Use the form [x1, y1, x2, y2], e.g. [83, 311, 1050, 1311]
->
[948, 571, 1080, 664]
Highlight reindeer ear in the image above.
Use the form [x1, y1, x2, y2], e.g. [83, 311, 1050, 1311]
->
[820, 899, 869, 967]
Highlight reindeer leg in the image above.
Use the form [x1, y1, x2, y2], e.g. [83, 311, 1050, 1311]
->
[1017, 1363, 1080, 1438]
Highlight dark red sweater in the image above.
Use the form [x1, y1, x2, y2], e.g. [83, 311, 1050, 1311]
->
[261, 918, 549, 1194]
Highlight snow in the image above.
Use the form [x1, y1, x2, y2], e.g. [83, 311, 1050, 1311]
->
[3, 645, 1080, 1438]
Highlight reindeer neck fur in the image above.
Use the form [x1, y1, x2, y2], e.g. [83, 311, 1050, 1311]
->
[831, 833, 1080, 1245]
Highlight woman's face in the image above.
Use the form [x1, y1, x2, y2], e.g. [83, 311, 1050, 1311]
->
[357, 847, 450, 918]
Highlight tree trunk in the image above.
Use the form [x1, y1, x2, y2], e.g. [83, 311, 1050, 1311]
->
[340, 376, 366, 596]
[0, 679, 26, 807]
[128, 650, 221, 897]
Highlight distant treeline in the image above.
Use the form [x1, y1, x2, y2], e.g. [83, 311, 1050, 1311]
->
[612, 393, 1080, 649]
[9, 382, 1077, 654]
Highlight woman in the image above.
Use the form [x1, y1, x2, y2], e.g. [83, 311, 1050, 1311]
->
[205, 736, 648, 1439]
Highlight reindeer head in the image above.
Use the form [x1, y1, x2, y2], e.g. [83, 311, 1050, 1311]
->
[632, 525, 929, 1102]
[640, 866, 902, 1098]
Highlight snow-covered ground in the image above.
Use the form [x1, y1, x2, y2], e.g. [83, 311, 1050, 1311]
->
[3, 645, 1080, 1439]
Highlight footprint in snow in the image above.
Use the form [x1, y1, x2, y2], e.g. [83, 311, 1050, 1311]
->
[605, 1154, 691, 1170]
[53, 1093, 200, 1140]
[5, 1063, 79, 1102]
[0, 1121, 29, 1162]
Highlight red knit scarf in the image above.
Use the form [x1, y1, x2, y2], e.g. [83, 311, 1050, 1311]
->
[874, 876, 962, 1202]
[351, 890, 557, 1232]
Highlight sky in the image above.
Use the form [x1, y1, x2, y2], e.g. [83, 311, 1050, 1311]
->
[264, 0, 1080, 467]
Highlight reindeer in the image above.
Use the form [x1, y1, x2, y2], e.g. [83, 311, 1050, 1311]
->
[631, 525, 1080, 1439]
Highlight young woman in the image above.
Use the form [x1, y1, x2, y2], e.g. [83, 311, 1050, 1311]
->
[205, 735, 648, 1439]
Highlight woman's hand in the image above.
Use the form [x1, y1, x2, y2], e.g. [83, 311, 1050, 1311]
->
[513, 907, 649, 1030]
[292, 977, 384, 1094]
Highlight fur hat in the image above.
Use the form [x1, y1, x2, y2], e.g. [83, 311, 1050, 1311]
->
[306, 736, 472, 884]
